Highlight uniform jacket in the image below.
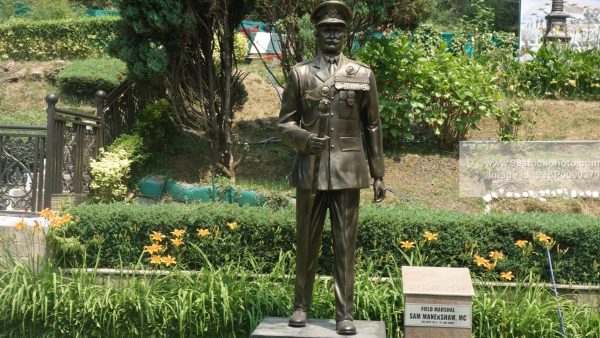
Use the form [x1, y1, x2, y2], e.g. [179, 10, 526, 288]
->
[278, 53, 385, 190]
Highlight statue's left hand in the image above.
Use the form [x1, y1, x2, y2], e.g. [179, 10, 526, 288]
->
[373, 177, 386, 203]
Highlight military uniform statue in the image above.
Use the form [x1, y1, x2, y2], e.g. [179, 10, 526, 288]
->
[277, 1, 386, 335]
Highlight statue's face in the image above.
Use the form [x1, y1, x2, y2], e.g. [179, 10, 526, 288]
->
[315, 24, 346, 55]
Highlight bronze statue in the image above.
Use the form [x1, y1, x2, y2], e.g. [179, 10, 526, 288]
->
[277, 1, 386, 335]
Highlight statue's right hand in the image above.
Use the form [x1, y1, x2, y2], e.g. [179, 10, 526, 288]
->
[307, 134, 329, 154]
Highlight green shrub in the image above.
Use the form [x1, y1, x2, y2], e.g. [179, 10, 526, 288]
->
[24, 0, 81, 20]
[79, 0, 118, 10]
[56, 57, 126, 97]
[517, 45, 600, 100]
[89, 134, 146, 203]
[213, 31, 249, 64]
[60, 203, 600, 284]
[358, 34, 501, 149]
[107, 133, 146, 162]
[448, 0, 518, 59]
[133, 99, 176, 152]
[0, 16, 118, 60]
[0, 2, 19, 20]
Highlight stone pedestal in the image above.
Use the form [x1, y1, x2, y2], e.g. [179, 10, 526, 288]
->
[402, 266, 474, 338]
[251, 317, 386, 338]
[0, 218, 46, 270]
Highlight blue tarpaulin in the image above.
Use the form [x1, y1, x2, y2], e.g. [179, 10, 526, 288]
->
[85, 8, 119, 17]
[241, 20, 271, 33]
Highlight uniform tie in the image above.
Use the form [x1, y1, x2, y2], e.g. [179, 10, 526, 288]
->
[325, 55, 338, 75]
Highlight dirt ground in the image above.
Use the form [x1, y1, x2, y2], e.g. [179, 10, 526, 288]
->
[470, 99, 600, 141]
[0, 60, 93, 126]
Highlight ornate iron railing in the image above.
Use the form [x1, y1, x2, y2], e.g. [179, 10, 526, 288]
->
[1, 81, 162, 214]
[0, 125, 47, 213]
[44, 94, 103, 200]
[100, 81, 162, 145]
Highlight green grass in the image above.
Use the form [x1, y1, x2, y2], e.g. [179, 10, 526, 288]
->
[0, 249, 598, 337]
[0, 108, 46, 126]
[0, 61, 97, 127]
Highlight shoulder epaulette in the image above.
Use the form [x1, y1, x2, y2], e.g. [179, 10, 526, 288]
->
[350, 60, 371, 69]
[292, 59, 313, 68]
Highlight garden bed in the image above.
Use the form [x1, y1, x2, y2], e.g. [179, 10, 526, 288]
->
[57, 203, 600, 284]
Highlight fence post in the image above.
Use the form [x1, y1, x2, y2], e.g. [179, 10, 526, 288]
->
[95, 90, 107, 151]
[44, 93, 59, 209]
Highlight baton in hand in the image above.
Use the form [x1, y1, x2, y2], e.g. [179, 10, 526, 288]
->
[311, 99, 330, 193]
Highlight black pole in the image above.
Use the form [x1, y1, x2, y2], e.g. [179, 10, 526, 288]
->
[44, 93, 59, 208]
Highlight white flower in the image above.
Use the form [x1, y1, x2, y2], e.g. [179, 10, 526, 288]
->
[506, 192, 513, 198]
[592, 191, 599, 198]
[538, 197, 547, 202]
[514, 193, 521, 198]
[483, 194, 493, 203]
[578, 191, 585, 197]
[556, 189, 563, 195]
[528, 190, 534, 197]
[484, 205, 491, 214]
[585, 191, 592, 197]
[545, 189, 551, 195]
[551, 191, 557, 197]
[571, 190, 577, 198]
[491, 192, 498, 199]
[498, 188, 505, 195]
[522, 192, 529, 198]
[538, 190, 546, 197]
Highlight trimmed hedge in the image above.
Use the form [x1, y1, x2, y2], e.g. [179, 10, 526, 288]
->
[61, 203, 600, 284]
[0, 16, 119, 60]
[56, 57, 126, 97]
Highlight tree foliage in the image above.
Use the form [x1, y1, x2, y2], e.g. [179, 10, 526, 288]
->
[347, 0, 432, 53]
[254, 0, 431, 80]
[428, 0, 519, 32]
[253, 0, 318, 81]
[111, 0, 255, 178]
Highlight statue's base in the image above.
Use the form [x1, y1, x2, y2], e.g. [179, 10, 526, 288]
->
[251, 317, 386, 338]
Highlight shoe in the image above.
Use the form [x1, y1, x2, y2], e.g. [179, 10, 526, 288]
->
[336, 320, 356, 335]
[288, 310, 307, 327]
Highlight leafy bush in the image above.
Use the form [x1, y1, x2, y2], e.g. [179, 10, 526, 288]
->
[60, 203, 600, 284]
[448, 0, 518, 59]
[0, 16, 118, 60]
[79, 0, 118, 9]
[133, 99, 176, 152]
[89, 134, 146, 203]
[517, 45, 600, 100]
[213, 31, 249, 64]
[358, 34, 501, 149]
[23, 0, 82, 20]
[0, 2, 20, 20]
[56, 58, 126, 97]
[495, 100, 524, 141]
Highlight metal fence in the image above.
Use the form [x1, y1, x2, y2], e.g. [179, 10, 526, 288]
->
[0, 125, 47, 213]
[44, 93, 103, 200]
[0, 81, 157, 214]
[102, 81, 157, 145]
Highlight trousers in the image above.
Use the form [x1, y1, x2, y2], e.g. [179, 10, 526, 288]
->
[294, 188, 360, 321]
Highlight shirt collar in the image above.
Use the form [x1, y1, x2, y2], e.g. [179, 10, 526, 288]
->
[323, 54, 340, 64]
